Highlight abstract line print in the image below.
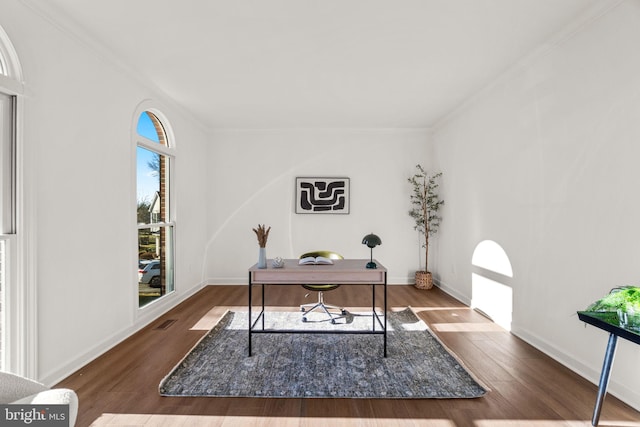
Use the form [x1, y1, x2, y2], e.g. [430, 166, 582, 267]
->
[295, 177, 350, 214]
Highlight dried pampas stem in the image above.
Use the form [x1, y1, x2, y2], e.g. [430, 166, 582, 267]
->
[252, 224, 271, 248]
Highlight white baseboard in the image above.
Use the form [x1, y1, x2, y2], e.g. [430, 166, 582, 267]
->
[40, 280, 207, 387]
[433, 278, 640, 412]
[433, 278, 471, 306]
[512, 325, 640, 411]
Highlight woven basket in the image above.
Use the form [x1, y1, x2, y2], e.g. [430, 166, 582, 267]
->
[414, 271, 433, 290]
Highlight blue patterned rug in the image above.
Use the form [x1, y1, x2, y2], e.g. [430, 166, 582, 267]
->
[159, 308, 488, 399]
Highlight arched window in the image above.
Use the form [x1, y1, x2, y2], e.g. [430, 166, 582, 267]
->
[136, 110, 174, 308]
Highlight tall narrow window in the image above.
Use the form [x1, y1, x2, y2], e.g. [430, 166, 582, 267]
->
[0, 92, 15, 371]
[136, 111, 174, 308]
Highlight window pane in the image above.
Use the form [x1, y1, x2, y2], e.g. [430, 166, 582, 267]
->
[137, 146, 168, 223]
[0, 92, 13, 371]
[137, 111, 167, 145]
[138, 225, 174, 307]
[0, 93, 14, 234]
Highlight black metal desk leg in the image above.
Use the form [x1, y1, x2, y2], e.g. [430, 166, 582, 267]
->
[592, 333, 618, 426]
[372, 283, 376, 331]
[384, 272, 387, 357]
[248, 273, 252, 357]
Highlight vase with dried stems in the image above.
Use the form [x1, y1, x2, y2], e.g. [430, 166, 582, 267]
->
[408, 165, 444, 289]
[252, 224, 271, 269]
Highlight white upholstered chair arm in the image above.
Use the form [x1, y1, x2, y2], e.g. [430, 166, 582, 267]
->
[0, 371, 49, 404]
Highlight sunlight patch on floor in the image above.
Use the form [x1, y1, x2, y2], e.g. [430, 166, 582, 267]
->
[431, 322, 505, 332]
[190, 306, 245, 330]
[191, 305, 425, 331]
[411, 306, 470, 311]
[92, 413, 225, 426]
[91, 414, 459, 426]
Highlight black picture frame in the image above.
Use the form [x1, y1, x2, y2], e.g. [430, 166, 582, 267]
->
[295, 177, 350, 214]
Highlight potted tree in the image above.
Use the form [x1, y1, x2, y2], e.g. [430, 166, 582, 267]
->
[408, 164, 444, 289]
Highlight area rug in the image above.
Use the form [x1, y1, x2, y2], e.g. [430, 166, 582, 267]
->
[159, 308, 488, 399]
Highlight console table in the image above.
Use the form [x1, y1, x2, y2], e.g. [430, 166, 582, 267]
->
[248, 259, 387, 357]
[577, 310, 640, 426]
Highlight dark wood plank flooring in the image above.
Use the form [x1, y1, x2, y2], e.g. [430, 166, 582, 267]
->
[56, 285, 640, 427]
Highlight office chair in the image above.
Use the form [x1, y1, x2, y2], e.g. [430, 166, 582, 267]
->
[299, 250, 347, 324]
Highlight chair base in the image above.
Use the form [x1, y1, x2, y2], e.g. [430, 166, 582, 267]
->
[300, 291, 346, 324]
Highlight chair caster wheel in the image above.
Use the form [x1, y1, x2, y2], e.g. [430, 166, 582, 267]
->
[341, 309, 347, 315]
[331, 319, 336, 324]
[302, 317, 307, 322]
[300, 307, 305, 312]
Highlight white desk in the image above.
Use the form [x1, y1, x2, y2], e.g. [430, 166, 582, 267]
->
[248, 259, 388, 356]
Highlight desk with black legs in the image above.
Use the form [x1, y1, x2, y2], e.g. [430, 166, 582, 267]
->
[248, 259, 388, 357]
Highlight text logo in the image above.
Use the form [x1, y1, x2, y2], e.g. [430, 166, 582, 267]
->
[1, 405, 69, 426]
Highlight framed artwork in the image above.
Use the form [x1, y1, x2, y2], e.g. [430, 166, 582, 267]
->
[295, 177, 350, 214]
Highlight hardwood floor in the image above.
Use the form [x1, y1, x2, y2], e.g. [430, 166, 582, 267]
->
[56, 285, 640, 427]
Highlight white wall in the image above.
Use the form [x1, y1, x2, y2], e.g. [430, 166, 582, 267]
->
[10, 0, 636, 410]
[432, 1, 640, 409]
[0, 1, 209, 384]
[204, 128, 431, 284]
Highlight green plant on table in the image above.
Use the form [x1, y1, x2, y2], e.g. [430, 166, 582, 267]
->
[586, 286, 640, 313]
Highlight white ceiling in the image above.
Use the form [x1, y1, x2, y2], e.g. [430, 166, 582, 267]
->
[30, 0, 612, 130]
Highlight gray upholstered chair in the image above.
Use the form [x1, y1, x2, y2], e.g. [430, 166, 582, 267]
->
[299, 250, 347, 324]
[0, 371, 78, 427]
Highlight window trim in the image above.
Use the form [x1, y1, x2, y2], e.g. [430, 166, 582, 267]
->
[0, 25, 33, 378]
[132, 103, 177, 315]
[0, 96, 32, 377]
[0, 91, 34, 377]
